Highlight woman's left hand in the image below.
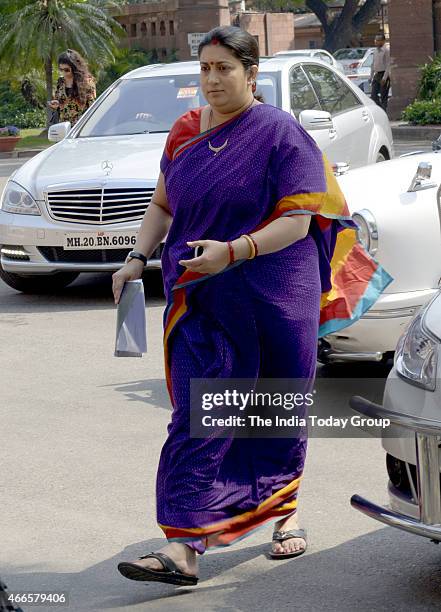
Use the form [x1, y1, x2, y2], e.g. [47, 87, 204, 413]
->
[179, 240, 229, 274]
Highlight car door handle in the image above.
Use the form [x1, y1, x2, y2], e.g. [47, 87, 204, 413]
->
[329, 128, 337, 139]
[361, 109, 370, 122]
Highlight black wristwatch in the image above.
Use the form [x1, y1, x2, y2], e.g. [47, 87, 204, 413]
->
[125, 250, 147, 265]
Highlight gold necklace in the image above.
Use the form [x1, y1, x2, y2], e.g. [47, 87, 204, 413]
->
[207, 99, 255, 156]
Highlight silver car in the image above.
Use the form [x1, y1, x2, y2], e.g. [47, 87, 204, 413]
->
[274, 48, 345, 73]
[0, 58, 393, 293]
[333, 47, 375, 76]
[351, 291, 441, 543]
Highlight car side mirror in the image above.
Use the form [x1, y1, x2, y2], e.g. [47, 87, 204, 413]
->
[299, 110, 334, 131]
[48, 121, 72, 142]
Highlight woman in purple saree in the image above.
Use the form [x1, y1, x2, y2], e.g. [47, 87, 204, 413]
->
[114, 27, 391, 585]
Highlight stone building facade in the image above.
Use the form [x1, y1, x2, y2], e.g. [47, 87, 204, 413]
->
[388, 0, 441, 118]
[112, 0, 179, 62]
[113, 1, 294, 61]
[233, 12, 294, 56]
[176, 0, 231, 60]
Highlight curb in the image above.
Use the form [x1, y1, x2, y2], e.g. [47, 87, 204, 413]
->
[0, 148, 45, 160]
[392, 124, 441, 142]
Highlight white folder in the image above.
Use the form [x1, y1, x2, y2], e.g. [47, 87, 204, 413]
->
[114, 279, 147, 357]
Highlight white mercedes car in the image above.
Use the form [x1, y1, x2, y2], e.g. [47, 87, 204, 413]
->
[0, 57, 392, 293]
[319, 150, 441, 364]
[350, 291, 441, 544]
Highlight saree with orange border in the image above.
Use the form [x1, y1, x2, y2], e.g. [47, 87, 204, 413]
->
[156, 104, 392, 552]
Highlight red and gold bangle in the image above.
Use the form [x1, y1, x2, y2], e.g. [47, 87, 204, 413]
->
[241, 234, 256, 259]
[248, 233, 259, 257]
[226, 240, 235, 264]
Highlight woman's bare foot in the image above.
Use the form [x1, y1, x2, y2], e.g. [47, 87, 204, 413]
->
[271, 513, 306, 556]
[129, 542, 198, 576]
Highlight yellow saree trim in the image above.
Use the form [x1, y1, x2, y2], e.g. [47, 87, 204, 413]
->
[158, 474, 302, 535]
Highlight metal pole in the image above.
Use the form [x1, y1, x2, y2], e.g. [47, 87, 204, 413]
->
[415, 432, 441, 525]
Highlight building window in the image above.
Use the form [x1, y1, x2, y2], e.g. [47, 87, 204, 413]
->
[169, 20, 174, 36]
[160, 20, 166, 36]
[151, 21, 156, 36]
[161, 48, 167, 59]
[141, 22, 147, 37]
[309, 40, 316, 49]
[130, 23, 137, 38]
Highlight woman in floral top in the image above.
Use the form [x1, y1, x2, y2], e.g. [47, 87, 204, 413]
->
[49, 49, 96, 126]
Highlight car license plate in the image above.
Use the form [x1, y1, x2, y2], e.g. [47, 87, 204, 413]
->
[63, 231, 138, 250]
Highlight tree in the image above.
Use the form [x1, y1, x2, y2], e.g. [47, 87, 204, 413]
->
[95, 46, 155, 94]
[0, 0, 125, 125]
[251, 0, 383, 52]
[306, 0, 382, 51]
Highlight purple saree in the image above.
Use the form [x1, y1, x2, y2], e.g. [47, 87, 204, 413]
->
[156, 103, 391, 551]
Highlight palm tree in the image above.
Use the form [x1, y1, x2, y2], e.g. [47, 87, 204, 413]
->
[0, 0, 125, 125]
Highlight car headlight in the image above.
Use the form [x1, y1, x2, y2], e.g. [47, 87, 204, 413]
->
[1, 181, 41, 215]
[395, 308, 438, 391]
[352, 209, 378, 255]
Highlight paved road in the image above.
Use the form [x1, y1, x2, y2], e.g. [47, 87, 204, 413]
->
[393, 141, 432, 156]
[2, 275, 440, 612]
[2, 146, 441, 611]
[0, 158, 24, 178]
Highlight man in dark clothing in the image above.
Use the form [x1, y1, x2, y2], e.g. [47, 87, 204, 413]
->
[370, 33, 391, 111]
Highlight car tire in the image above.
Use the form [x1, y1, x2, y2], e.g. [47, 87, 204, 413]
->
[376, 151, 387, 163]
[0, 265, 79, 294]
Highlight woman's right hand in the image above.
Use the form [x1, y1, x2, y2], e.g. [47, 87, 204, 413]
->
[112, 259, 146, 305]
[48, 100, 60, 109]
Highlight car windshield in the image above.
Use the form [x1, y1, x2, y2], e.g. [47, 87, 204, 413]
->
[77, 72, 280, 138]
[362, 53, 374, 68]
[334, 49, 367, 60]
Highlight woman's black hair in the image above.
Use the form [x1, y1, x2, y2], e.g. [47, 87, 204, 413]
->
[57, 49, 94, 105]
[198, 26, 263, 101]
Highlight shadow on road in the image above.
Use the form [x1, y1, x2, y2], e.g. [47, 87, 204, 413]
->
[104, 371, 391, 427]
[4, 528, 441, 611]
[103, 378, 172, 411]
[0, 271, 165, 314]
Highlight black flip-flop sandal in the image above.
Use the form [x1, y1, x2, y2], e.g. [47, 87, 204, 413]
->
[117, 551, 199, 586]
[269, 528, 307, 559]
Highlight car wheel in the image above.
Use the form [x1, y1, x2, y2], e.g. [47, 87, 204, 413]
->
[376, 151, 387, 163]
[0, 265, 79, 294]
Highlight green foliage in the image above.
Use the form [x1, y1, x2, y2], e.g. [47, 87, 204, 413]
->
[16, 129, 50, 150]
[95, 46, 155, 95]
[402, 99, 441, 126]
[250, 0, 302, 11]
[402, 55, 441, 124]
[249, 0, 326, 12]
[417, 54, 441, 100]
[95, 46, 178, 95]
[2, 108, 46, 129]
[0, 80, 46, 128]
[0, 0, 125, 73]
[0, 0, 125, 126]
